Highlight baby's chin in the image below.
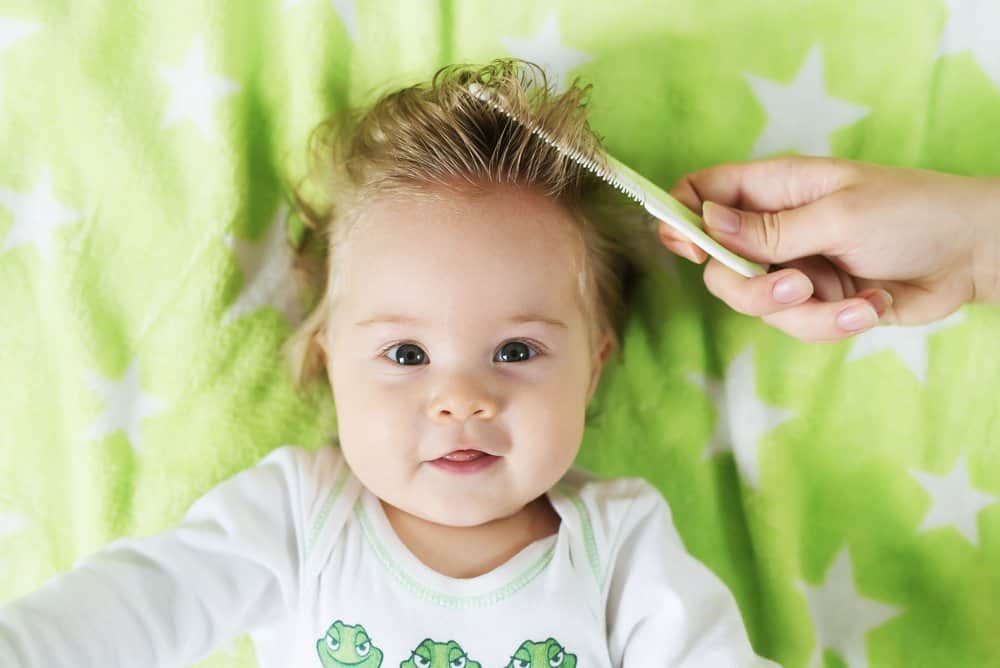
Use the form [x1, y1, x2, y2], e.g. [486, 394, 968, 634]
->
[389, 492, 532, 529]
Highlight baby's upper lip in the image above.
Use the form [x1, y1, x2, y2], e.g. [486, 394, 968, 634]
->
[434, 445, 501, 459]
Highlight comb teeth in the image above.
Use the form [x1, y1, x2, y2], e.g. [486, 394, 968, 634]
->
[467, 83, 645, 206]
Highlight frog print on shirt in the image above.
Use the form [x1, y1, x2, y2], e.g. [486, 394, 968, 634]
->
[399, 639, 482, 668]
[316, 620, 384, 667]
[504, 639, 576, 668]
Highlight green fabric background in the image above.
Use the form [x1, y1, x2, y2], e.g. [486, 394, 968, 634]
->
[1, 2, 998, 667]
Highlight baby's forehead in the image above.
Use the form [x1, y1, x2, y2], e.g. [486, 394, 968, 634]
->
[329, 183, 593, 317]
[344, 184, 586, 262]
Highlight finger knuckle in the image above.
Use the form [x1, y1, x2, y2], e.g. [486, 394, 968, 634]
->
[758, 211, 784, 255]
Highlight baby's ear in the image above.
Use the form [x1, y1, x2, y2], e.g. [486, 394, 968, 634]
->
[597, 332, 616, 367]
[314, 329, 330, 364]
[586, 332, 616, 401]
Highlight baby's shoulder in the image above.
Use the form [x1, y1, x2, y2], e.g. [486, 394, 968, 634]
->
[261, 443, 365, 562]
[257, 442, 359, 509]
[259, 442, 348, 483]
[551, 467, 664, 522]
[548, 469, 671, 569]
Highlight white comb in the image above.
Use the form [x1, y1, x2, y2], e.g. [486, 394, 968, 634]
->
[468, 82, 766, 278]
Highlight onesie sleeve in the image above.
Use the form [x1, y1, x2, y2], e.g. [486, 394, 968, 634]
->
[0, 444, 347, 668]
[603, 479, 778, 667]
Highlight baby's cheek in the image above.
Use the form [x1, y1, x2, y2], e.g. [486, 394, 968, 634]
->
[513, 387, 586, 452]
[354, 388, 414, 440]
[335, 382, 407, 449]
[539, 361, 593, 410]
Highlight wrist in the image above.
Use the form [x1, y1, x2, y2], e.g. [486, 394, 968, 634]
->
[970, 177, 1000, 306]
[967, 177, 1000, 306]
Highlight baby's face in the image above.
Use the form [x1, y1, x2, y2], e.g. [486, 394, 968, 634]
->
[321, 183, 611, 528]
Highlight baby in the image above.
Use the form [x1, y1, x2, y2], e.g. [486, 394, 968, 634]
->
[0, 59, 775, 667]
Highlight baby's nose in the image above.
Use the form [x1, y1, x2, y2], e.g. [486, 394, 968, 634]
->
[427, 380, 497, 423]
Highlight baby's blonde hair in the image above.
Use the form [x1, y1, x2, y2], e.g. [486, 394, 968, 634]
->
[284, 58, 649, 387]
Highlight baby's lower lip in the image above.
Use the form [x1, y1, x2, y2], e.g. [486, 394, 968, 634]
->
[430, 450, 500, 473]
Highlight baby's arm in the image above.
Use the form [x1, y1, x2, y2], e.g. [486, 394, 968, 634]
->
[604, 481, 778, 667]
[0, 446, 322, 668]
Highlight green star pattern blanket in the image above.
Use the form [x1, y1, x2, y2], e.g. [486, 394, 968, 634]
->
[1, 2, 999, 667]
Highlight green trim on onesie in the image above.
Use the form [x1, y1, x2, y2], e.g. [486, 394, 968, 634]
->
[355, 500, 557, 609]
[553, 482, 602, 592]
[305, 462, 352, 559]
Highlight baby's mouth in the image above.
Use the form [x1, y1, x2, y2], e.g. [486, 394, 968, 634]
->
[439, 449, 488, 462]
[429, 449, 501, 473]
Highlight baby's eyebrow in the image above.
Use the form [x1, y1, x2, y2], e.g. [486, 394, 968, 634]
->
[354, 313, 567, 328]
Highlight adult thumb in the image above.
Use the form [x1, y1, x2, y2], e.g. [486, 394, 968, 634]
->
[702, 199, 836, 265]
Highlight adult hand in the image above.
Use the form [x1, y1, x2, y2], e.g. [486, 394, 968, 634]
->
[660, 156, 1000, 342]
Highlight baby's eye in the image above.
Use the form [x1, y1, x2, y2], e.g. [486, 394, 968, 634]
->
[355, 640, 370, 656]
[495, 340, 537, 363]
[386, 343, 427, 365]
[513, 660, 530, 668]
[412, 654, 431, 668]
[325, 635, 340, 651]
[450, 656, 467, 668]
[549, 649, 564, 667]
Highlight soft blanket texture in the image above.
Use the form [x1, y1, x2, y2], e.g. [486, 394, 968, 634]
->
[1, 2, 999, 667]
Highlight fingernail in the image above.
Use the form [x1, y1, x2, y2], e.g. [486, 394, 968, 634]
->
[704, 202, 741, 234]
[772, 274, 812, 303]
[661, 236, 702, 264]
[836, 303, 878, 331]
[864, 289, 894, 317]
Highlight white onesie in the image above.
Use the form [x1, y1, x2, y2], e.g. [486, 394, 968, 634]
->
[0, 444, 776, 667]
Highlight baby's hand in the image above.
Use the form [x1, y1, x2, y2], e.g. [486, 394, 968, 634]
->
[659, 156, 1000, 342]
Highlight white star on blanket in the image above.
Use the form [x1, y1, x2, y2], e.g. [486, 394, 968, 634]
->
[938, 0, 1000, 90]
[500, 12, 594, 91]
[799, 547, 902, 668]
[0, 512, 28, 574]
[0, 17, 40, 108]
[0, 170, 82, 264]
[82, 358, 168, 454]
[911, 454, 998, 546]
[0, 17, 37, 50]
[331, 0, 358, 43]
[744, 45, 870, 158]
[159, 35, 240, 143]
[222, 206, 305, 327]
[845, 310, 966, 383]
[282, 0, 358, 42]
[689, 346, 796, 488]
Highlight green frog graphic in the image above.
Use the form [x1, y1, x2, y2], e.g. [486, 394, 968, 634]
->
[399, 638, 482, 668]
[504, 639, 576, 668]
[316, 620, 383, 667]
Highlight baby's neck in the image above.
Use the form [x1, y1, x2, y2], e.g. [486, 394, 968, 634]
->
[380, 495, 560, 579]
